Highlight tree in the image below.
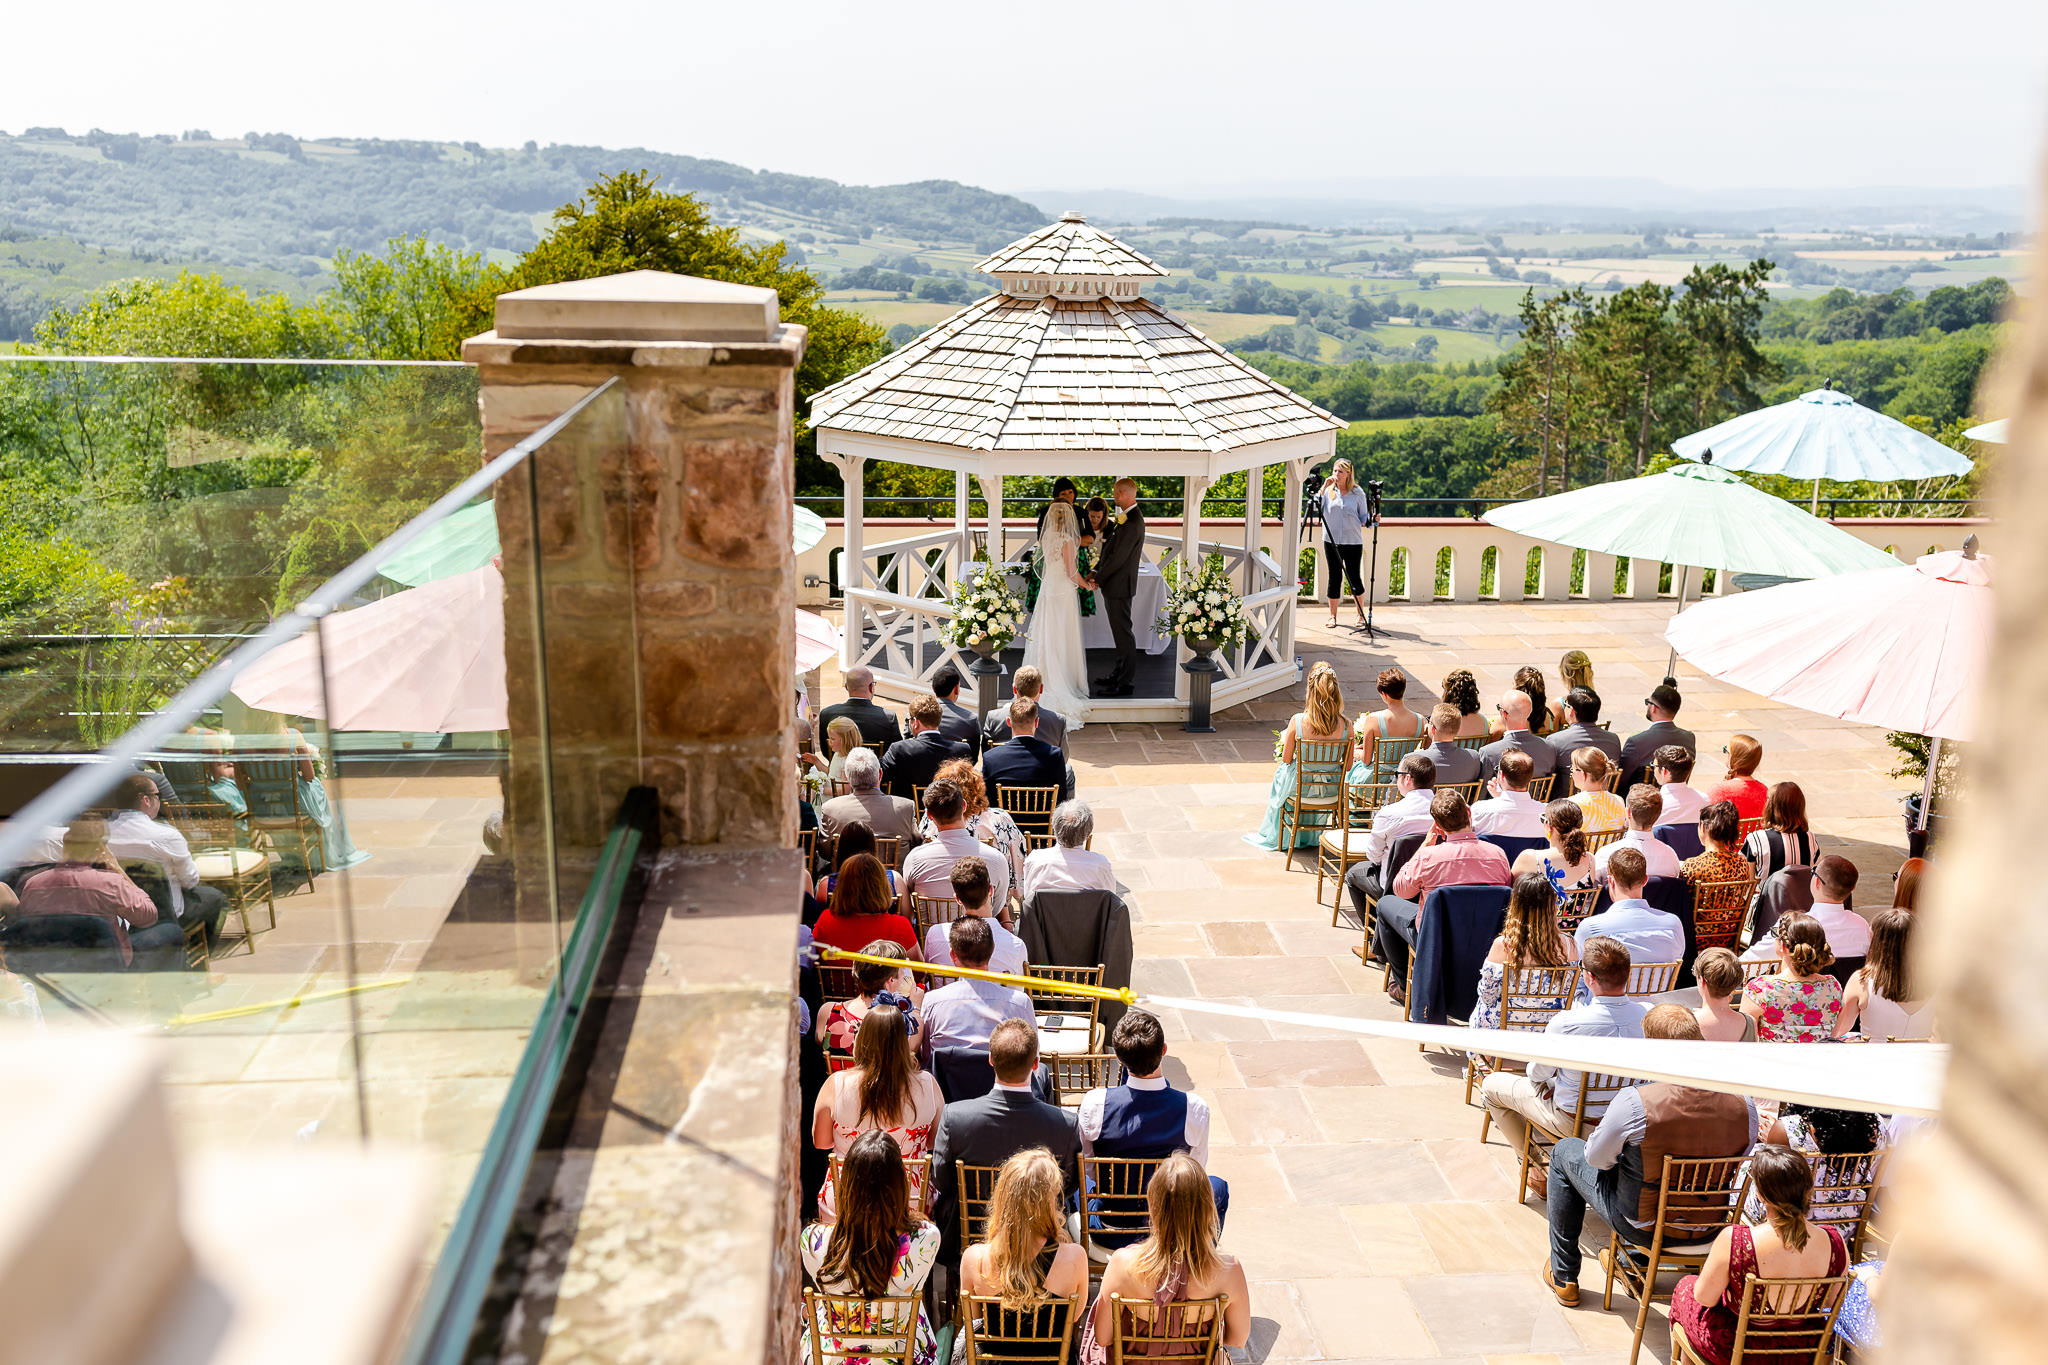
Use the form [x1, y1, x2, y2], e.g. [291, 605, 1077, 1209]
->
[331, 237, 492, 361]
[1580, 283, 1678, 477]
[1672, 259, 1774, 428]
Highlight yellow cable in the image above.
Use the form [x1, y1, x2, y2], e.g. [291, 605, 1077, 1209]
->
[166, 975, 412, 1026]
[816, 946, 1136, 1005]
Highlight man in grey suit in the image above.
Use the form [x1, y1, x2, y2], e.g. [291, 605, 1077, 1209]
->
[930, 663, 984, 758]
[1479, 689, 1556, 782]
[1549, 687, 1623, 766]
[816, 748, 921, 851]
[1416, 703, 1482, 786]
[928, 1018, 1080, 1263]
[1618, 681, 1698, 793]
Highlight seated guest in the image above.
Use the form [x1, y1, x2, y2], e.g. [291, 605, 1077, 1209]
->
[14, 818, 160, 966]
[1704, 734, 1768, 821]
[1680, 801, 1751, 887]
[201, 755, 248, 817]
[1567, 749, 1626, 833]
[1573, 849, 1686, 967]
[984, 665, 1072, 767]
[915, 760, 1028, 890]
[243, 721, 369, 870]
[1592, 784, 1682, 884]
[799, 1130, 942, 1365]
[106, 772, 226, 945]
[956, 1147, 1089, 1313]
[1416, 702, 1483, 786]
[1490, 665, 1557, 739]
[904, 779, 1010, 912]
[800, 716, 866, 789]
[1479, 689, 1556, 783]
[921, 917, 1035, 1063]
[935, 1023, 1083, 1264]
[1373, 790, 1512, 1006]
[929, 663, 985, 758]
[1741, 781, 1817, 883]
[1619, 680, 1697, 793]
[1803, 854, 1872, 959]
[812, 853, 920, 959]
[1481, 936, 1648, 1195]
[1078, 1011, 1228, 1237]
[816, 939, 924, 1059]
[1740, 913, 1843, 1041]
[1650, 745, 1706, 828]
[1548, 651, 1595, 732]
[1835, 907, 1932, 1040]
[818, 665, 904, 749]
[1509, 800, 1596, 892]
[814, 823, 905, 904]
[1470, 749, 1547, 839]
[1340, 751, 1437, 920]
[1891, 856, 1926, 912]
[1549, 685, 1623, 765]
[1347, 667, 1427, 784]
[980, 697, 1073, 803]
[1544, 1004, 1759, 1308]
[1746, 1105, 1885, 1229]
[924, 857, 1028, 974]
[1018, 800, 1115, 901]
[811, 1004, 944, 1223]
[882, 695, 972, 799]
[1668, 1145, 1847, 1362]
[818, 749, 921, 852]
[1079, 1153, 1251, 1364]
[1692, 948, 1757, 1042]
[1442, 667, 1490, 738]
[1472, 872, 1580, 1030]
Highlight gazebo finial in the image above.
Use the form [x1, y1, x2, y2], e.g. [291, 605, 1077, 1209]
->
[975, 214, 1168, 302]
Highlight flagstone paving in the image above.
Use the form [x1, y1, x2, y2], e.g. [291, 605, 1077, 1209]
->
[1042, 601, 1915, 1364]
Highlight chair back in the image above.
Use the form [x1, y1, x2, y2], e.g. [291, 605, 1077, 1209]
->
[1046, 1051, 1125, 1106]
[818, 965, 860, 1005]
[1480, 833, 1547, 864]
[1648, 1152, 1751, 1246]
[798, 828, 819, 867]
[1584, 827, 1623, 854]
[1557, 884, 1602, 933]
[996, 785, 1061, 843]
[1751, 866, 1815, 945]
[163, 799, 240, 850]
[827, 1151, 932, 1218]
[1451, 733, 1490, 752]
[1382, 830, 1427, 888]
[1499, 963, 1581, 1030]
[802, 1288, 922, 1365]
[1345, 776, 1399, 818]
[1369, 731, 1424, 774]
[955, 1163, 1004, 1253]
[0, 913, 124, 970]
[872, 835, 905, 871]
[1527, 774, 1558, 803]
[911, 894, 960, 941]
[1079, 1155, 1164, 1256]
[1437, 780, 1483, 808]
[1569, 1071, 1633, 1134]
[1655, 823, 1705, 861]
[1736, 815, 1766, 843]
[1726, 1272, 1852, 1365]
[1105, 1292, 1228, 1365]
[1291, 739, 1351, 813]
[1692, 876, 1758, 953]
[238, 760, 306, 819]
[962, 1294, 1079, 1365]
[1027, 963, 1103, 1054]
[1626, 960, 1682, 995]
[1805, 1148, 1889, 1258]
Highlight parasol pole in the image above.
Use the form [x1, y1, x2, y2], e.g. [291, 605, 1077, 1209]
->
[1664, 564, 1691, 679]
[1811, 477, 1823, 516]
[1917, 736, 1942, 833]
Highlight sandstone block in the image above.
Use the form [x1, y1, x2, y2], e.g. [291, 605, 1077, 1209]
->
[641, 633, 783, 742]
[678, 439, 788, 570]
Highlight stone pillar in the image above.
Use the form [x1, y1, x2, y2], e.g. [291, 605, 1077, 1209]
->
[464, 271, 808, 901]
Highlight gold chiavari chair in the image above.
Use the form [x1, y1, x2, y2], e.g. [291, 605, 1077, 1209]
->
[1605, 1153, 1757, 1365]
[1102, 1293, 1227, 1365]
[802, 1289, 922, 1365]
[1026, 963, 1105, 1054]
[961, 1294, 1081, 1365]
[996, 784, 1061, 848]
[1046, 1052, 1125, 1106]
[1279, 739, 1352, 871]
[1520, 1070, 1630, 1202]
[1693, 875, 1759, 953]
[1468, 962, 1581, 1141]
[1625, 960, 1683, 996]
[1670, 1273, 1850, 1365]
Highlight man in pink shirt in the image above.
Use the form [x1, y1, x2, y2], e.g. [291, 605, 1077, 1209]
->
[13, 817, 160, 965]
[1371, 790, 1512, 1005]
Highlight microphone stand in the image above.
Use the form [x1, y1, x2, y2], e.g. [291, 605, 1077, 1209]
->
[1360, 480, 1383, 643]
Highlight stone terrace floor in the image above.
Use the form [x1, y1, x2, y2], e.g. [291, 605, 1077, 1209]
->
[835, 599, 1916, 1365]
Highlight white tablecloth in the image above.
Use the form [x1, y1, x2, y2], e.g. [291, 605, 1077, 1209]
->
[1006, 557, 1172, 655]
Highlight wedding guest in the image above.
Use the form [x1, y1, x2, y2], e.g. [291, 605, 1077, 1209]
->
[1442, 667, 1490, 738]
[1892, 856, 1928, 912]
[1693, 948, 1758, 1042]
[1317, 457, 1372, 629]
[1802, 854, 1872, 959]
[1548, 650, 1597, 734]
[937, 1027, 1082, 1268]
[1078, 1153, 1251, 1365]
[1650, 745, 1707, 828]
[984, 665, 1071, 762]
[1747, 1105, 1886, 1228]
[928, 663, 984, 757]
[923, 857, 1027, 974]
[1341, 751, 1438, 920]
[799, 1131, 941, 1365]
[1741, 781, 1818, 882]
[244, 720, 369, 871]
[1018, 801, 1115, 901]
[920, 917, 1035, 1063]
[818, 749, 921, 852]
[812, 853, 920, 959]
[106, 772, 227, 945]
[1681, 801, 1751, 887]
[916, 760, 1028, 890]
[1490, 664, 1557, 739]
[815, 823, 906, 904]
[1479, 689, 1556, 782]
[801, 716, 866, 788]
[818, 665, 904, 749]
[1835, 909, 1933, 1039]
[954, 1145, 1088, 1310]
[816, 939, 924, 1059]
[1077, 1011, 1228, 1236]
[1472, 872, 1580, 1031]
[882, 695, 971, 799]
[1348, 666, 1426, 783]
[1592, 785, 1682, 883]
[1470, 749, 1547, 839]
[812, 1005, 945, 1220]
[1417, 703, 1483, 785]
[980, 697, 1072, 804]
[1741, 913, 1844, 1042]
[1619, 680, 1697, 793]
[1704, 734, 1768, 821]
[1549, 686, 1623, 765]
[1374, 790, 1511, 1005]
[1567, 749, 1626, 834]
[13, 818, 160, 966]
[1573, 848, 1686, 966]
[904, 779, 1010, 911]
[1509, 800, 1596, 893]
[1248, 662, 1352, 851]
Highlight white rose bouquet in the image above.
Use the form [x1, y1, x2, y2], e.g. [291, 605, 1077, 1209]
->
[1154, 557, 1251, 646]
[942, 563, 1029, 652]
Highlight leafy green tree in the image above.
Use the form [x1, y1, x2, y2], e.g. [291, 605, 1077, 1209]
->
[331, 237, 492, 361]
[1672, 260, 1774, 428]
[1580, 282, 1679, 477]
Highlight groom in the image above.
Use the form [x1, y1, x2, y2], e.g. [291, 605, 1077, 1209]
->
[1086, 477, 1145, 698]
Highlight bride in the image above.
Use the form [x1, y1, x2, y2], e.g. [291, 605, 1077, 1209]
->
[1021, 500, 1091, 725]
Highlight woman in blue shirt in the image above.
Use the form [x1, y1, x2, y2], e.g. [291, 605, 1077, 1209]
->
[1317, 458, 1372, 629]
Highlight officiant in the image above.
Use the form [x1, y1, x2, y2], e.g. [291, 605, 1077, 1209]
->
[1035, 477, 1079, 538]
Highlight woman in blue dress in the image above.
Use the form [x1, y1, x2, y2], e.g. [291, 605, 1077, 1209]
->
[246, 721, 371, 871]
[1246, 662, 1352, 850]
[1345, 665, 1427, 788]
[1317, 459, 1372, 629]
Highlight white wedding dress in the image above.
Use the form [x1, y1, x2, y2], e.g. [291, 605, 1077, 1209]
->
[1020, 502, 1091, 726]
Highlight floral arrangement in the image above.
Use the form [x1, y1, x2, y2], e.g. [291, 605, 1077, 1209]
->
[942, 563, 1029, 651]
[1155, 556, 1251, 646]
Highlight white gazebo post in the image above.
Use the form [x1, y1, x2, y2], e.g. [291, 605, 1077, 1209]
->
[978, 473, 1005, 567]
[832, 448, 867, 666]
[1280, 459, 1306, 660]
[1242, 464, 1265, 594]
[1181, 475, 1210, 578]
[954, 472, 972, 583]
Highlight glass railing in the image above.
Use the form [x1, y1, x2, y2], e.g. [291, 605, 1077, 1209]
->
[0, 357, 634, 1340]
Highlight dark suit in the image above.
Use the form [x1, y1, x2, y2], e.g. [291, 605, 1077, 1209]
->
[981, 734, 1073, 803]
[1619, 720, 1698, 793]
[1479, 729, 1557, 782]
[818, 698, 902, 749]
[1549, 721, 1622, 767]
[880, 729, 971, 798]
[1416, 740, 1482, 787]
[1092, 506, 1147, 688]
[937, 696, 983, 757]
[930, 1085, 1081, 1262]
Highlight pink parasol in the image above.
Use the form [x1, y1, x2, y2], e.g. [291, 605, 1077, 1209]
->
[795, 609, 842, 672]
[1663, 540, 1991, 743]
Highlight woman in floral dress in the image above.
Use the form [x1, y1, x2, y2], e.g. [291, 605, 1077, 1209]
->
[800, 1129, 941, 1365]
[810, 1004, 943, 1223]
[1741, 913, 1844, 1042]
[1472, 873, 1580, 1031]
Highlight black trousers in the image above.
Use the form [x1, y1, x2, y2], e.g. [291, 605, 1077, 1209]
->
[1104, 588, 1137, 684]
[1326, 541, 1365, 597]
[1371, 894, 1424, 987]
[1344, 860, 1393, 935]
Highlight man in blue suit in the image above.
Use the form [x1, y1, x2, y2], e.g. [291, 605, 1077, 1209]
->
[979, 697, 1073, 802]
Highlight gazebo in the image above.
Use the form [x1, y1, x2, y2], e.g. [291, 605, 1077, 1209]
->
[810, 213, 1344, 722]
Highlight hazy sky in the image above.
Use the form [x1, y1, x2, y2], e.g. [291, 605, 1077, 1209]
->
[8, 0, 2048, 195]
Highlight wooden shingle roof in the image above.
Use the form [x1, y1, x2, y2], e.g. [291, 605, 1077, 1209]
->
[975, 211, 1168, 279]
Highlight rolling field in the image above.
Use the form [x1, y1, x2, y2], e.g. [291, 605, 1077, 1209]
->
[1357, 324, 1508, 361]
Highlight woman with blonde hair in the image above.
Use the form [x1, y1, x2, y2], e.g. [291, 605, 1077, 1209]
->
[1347, 666, 1426, 784]
[1704, 734, 1768, 821]
[1079, 1154, 1250, 1365]
[811, 1003, 943, 1222]
[1472, 872, 1579, 1030]
[802, 715, 866, 788]
[958, 1148, 1089, 1334]
[1316, 457, 1372, 628]
[1741, 912, 1843, 1043]
[799, 1130, 941, 1365]
[1551, 649, 1594, 731]
[1566, 748, 1625, 833]
[1247, 662, 1351, 850]
[914, 758, 1027, 887]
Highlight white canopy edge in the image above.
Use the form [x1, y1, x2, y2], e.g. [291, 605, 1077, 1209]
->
[818, 429, 1335, 482]
[1143, 996, 1946, 1117]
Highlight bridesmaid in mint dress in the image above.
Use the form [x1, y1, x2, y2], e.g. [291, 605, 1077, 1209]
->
[1345, 665, 1427, 786]
[1247, 662, 1352, 850]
